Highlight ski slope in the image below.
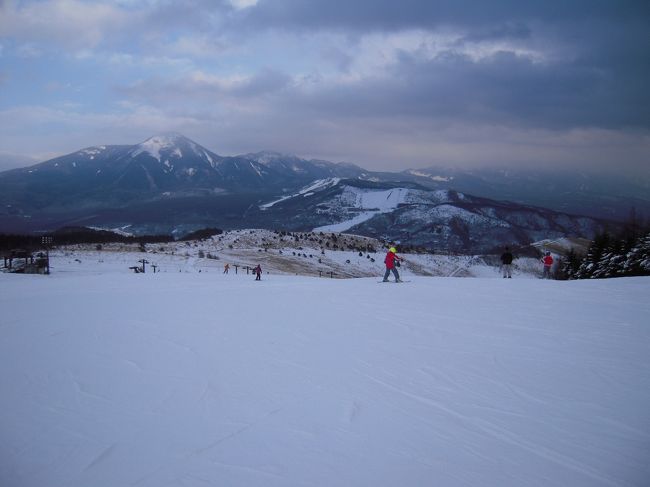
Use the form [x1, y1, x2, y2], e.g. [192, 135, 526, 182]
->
[314, 187, 409, 233]
[41, 232, 546, 279]
[1, 266, 649, 486]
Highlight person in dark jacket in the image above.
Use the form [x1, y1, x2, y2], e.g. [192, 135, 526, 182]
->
[254, 264, 262, 281]
[383, 247, 402, 282]
[500, 247, 514, 278]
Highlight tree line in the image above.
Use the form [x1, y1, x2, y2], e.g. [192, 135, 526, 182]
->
[560, 226, 650, 280]
[0, 226, 174, 252]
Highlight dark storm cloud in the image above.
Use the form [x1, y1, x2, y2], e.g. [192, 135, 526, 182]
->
[120, 39, 650, 135]
[230, 0, 650, 131]
[265, 48, 646, 132]
[240, 0, 650, 32]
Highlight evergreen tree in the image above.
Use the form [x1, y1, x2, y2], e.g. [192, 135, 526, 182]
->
[624, 233, 650, 276]
[561, 248, 582, 279]
[573, 230, 650, 279]
[576, 231, 611, 279]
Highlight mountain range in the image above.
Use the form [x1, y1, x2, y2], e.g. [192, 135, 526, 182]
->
[0, 133, 643, 252]
[404, 167, 650, 222]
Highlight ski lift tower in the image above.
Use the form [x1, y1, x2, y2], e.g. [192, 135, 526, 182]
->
[41, 236, 53, 274]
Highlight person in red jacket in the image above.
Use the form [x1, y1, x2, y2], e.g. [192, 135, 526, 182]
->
[383, 246, 403, 282]
[542, 251, 554, 279]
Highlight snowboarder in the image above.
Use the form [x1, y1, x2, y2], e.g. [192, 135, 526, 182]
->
[542, 251, 554, 279]
[500, 247, 513, 278]
[383, 247, 402, 282]
[223, 263, 230, 274]
[254, 264, 262, 281]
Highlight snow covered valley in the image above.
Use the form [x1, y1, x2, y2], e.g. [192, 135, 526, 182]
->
[1, 252, 649, 486]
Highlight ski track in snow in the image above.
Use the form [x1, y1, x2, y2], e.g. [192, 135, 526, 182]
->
[1, 261, 649, 487]
[360, 371, 621, 486]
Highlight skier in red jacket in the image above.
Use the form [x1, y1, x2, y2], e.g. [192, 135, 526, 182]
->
[542, 252, 554, 279]
[382, 247, 403, 282]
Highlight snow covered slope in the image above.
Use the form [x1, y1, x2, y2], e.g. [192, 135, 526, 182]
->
[1, 266, 649, 487]
[41, 229, 543, 279]
[257, 179, 607, 253]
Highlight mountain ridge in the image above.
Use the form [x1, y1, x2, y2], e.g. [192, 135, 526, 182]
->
[0, 133, 635, 251]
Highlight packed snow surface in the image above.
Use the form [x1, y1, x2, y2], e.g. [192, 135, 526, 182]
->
[1, 262, 649, 487]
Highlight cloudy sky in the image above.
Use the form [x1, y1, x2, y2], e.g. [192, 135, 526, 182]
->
[0, 0, 649, 174]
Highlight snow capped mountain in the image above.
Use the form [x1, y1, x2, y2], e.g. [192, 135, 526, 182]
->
[0, 134, 623, 251]
[0, 134, 372, 235]
[0, 134, 363, 213]
[0, 133, 223, 193]
[130, 133, 220, 170]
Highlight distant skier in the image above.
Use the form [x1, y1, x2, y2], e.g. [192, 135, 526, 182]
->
[542, 252, 554, 279]
[383, 247, 402, 282]
[254, 264, 262, 281]
[500, 247, 513, 278]
[223, 263, 230, 274]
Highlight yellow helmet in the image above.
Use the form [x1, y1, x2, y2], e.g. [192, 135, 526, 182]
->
[389, 247, 397, 253]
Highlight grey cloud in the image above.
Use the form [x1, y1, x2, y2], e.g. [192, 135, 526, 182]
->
[459, 22, 531, 43]
[227, 0, 650, 133]
[118, 68, 291, 105]
[9, 0, 645, 175]
[142, 0, 234, 32]
[230, 69, 293, 97]
[240, 0, 650, 32]
[273, 48, 648, 132]
[118, 31, 650, 137]
[319, 46, 355, 73]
